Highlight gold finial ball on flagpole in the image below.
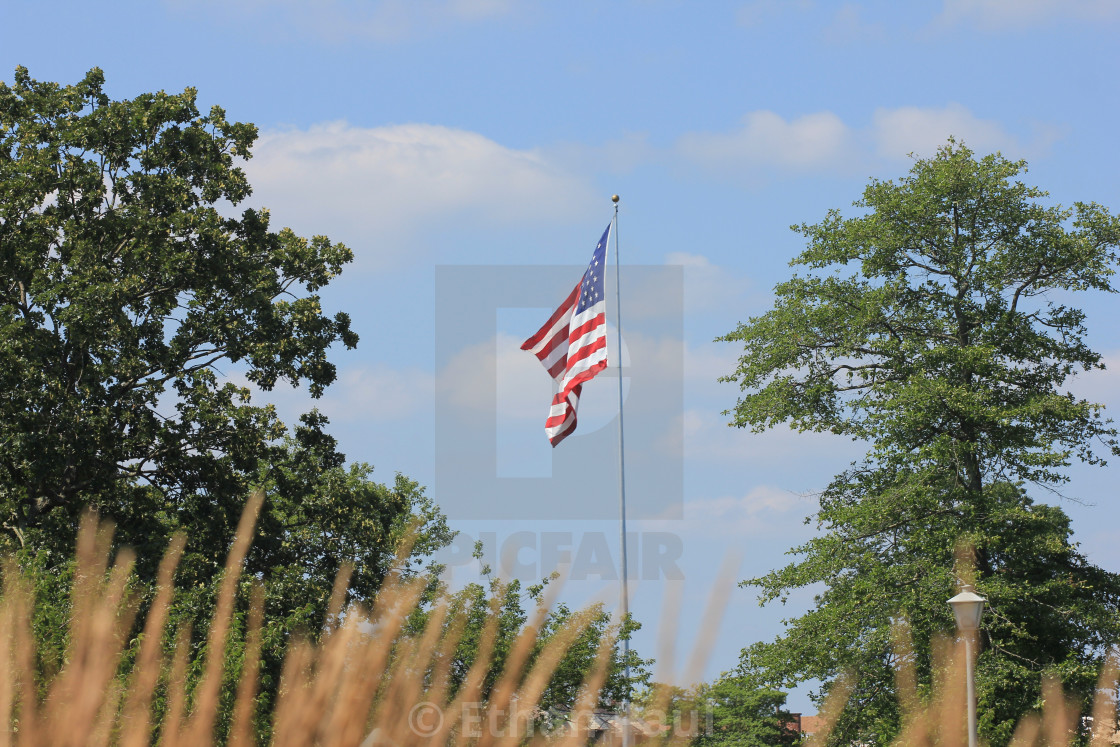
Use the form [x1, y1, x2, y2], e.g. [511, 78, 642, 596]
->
[611, 194, 620, 203]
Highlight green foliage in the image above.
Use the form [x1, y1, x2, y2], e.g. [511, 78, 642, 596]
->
[15, 545, 76, 692]
[696, 678, 798, 747]
[635, 683, 705, 738]
[536, 599, 651, 710]
[0, 66, 454, 737]
[721, 141, 1120, 745]
[636, 678, 797, 746]
[0, 64, 362, 561]
[408, 569, 652, 715]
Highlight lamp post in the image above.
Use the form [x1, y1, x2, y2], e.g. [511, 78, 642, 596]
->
[948, 585, 987, 747]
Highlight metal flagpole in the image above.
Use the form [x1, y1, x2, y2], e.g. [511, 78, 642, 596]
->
[610, 194, 631, 747]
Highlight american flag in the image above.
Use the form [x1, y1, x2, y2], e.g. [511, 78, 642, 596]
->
[521, 224, 611, 447]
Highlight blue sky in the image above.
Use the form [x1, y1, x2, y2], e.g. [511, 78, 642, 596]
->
[4, 0, 1120, 712]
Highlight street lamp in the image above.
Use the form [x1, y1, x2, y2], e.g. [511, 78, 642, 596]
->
[948, 585, 987, 747]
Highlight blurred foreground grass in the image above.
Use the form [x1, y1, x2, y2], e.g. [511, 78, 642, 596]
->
[1, 492, 1117, 746]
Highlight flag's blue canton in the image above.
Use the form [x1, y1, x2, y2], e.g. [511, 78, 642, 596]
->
[576, 225, 610, 314]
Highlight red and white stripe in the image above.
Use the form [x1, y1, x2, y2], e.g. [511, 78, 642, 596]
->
[521, 284, 609, 447]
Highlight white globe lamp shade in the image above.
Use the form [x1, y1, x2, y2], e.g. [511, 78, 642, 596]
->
[948, 585, 986, 631]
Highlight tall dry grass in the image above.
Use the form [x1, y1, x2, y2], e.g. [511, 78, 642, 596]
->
[0, 494, 721, 746]
[800, 626, 1120, 747]
[1, 493, 1117, 746]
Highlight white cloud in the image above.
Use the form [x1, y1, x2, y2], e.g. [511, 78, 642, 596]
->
[438, 333, 548, 418]
[736, 1, 888, 45]
[664, 252, 767, 315]
[872, 103, 1022, 160]
[638, 484, 815, 537]
[1065, 351, 1120, 409]
[685, 485, 813, 535]
[664, 252, 713, 270]
[223, 364, 434, 424]
[683, 340, 739, 390]
[243, 122, 594, 268]
[677, 104, 1062, 180]
[676, 110, 857, 174]
[823, 3, 886, 43]
[320, 365, 435, 421]
[168, 0, 519, 43]
[938, 0, 1120, 30]
[676, 406, 865, 474]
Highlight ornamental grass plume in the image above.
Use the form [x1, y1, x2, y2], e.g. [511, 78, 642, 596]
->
[801, 624, 1120, 747]
[0, 493, 719, 746]
[2, 495, 1118, 746]
[794, 547, 1120, 746]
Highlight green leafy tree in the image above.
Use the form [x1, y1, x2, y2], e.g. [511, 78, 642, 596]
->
[635, 683, 706, 738]
[410, 569, 651, 717]
[720, 141, 1120, 745]
[534, 599, 650, 712]
[696, 678, 798, 747]
[1, 65, 348, 555]
[0, 66, 453, 733]
[638, 679, 797, 746]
